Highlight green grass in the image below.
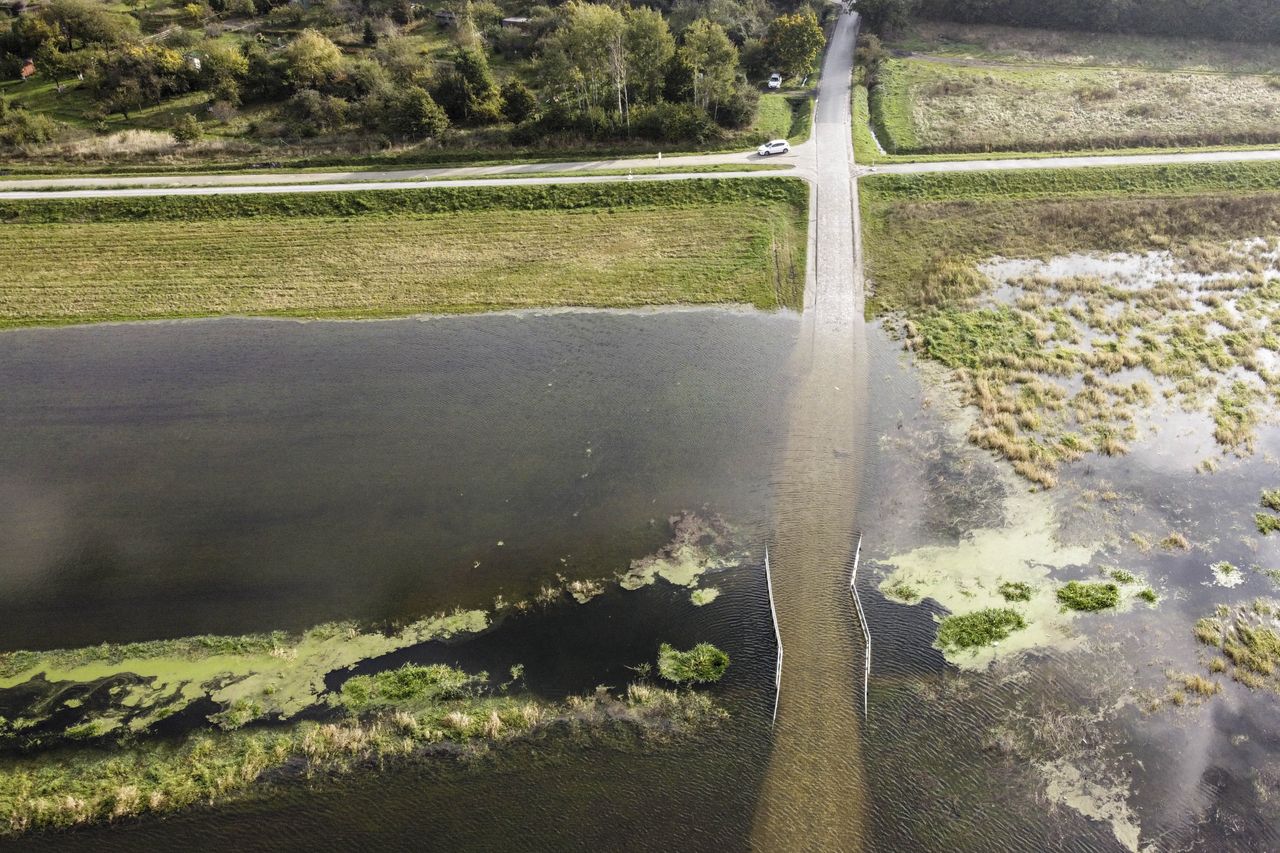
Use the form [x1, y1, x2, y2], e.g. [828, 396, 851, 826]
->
[656, 642, 730, 684]
[1109, 568, 1137, 584]
[935, 608, 1026, 650]
[1056, 581, 1120, 612]
[997, 581, 1033, 602]
[914, 307, 1039, 370]
[1137, 588, 1158, 604]
[0, 179, 808, 328]
[1263, 490, 1280, 511]
[751, 94, 814, 144]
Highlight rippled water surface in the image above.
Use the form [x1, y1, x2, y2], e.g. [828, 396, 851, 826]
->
[6, 310, 1280, 851]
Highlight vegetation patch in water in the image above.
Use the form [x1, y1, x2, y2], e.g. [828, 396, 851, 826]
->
[0, 666, 725, 837]
[689, 588, 721, 606]
[1211, 561, 1245, 587]
[618, 513, 743, 591]
[998, 581, 1034, 602]
[1057, 581, 1120, 612]
[935, 608, 1027, 651]
[885, 581, 922, 603]
[1107, 569, 1137, 585]
[1193, 602, 1280, 689]
[1137, 588, 1158, 604]
[657, 643, 730, 684]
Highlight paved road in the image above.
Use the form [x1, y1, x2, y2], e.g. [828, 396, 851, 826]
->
[867, 146, 1280, 175]
[0, 146, 812, 194]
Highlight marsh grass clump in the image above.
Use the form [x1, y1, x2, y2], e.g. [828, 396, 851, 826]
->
[1262, 489, 1280, 512]
[886, 582, 921, 603]
[656, 643, 730, 684]
[339, 664, 480, 712]
[1194, 604, 1280, 688]
[1161, 532, 1191, 551]
[998, 581, 1034, 602]
[1213, 380, 1260, 454]
[1256, 513, 1280, 536]
[1137, 587, 1158, 604]
[935, 608, 1027, 651]
[1108, 568, 1137, 585]
[1056, 581, 1120, 612]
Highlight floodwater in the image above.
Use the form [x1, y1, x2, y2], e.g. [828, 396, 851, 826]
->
[6, 291, 1280, 848]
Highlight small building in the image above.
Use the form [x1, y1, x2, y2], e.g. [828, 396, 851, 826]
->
[500, 16, 529, 28]
[434, 8, 458, 27]
[19, 58, 35, 80]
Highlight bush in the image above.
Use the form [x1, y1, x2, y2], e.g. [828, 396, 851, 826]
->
[712, 82, 759, 130]
[631, 101, 719, 143]
[282, 88, 348, 137]
[0, 98, 60, 147]
[388, 85, 448, 140]
[657, 642, 730, 684]
[500, 79, 536, 124]
[171, 112, 201, 143]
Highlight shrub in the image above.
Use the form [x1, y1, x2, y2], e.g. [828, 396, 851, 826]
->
[500, 78, 536, 124]
[657, 642, 730, 684]
[1057, 581, 1120, 612]
[935, 608, 1026, 650]
[171, 112, 201, 143]
[631, 101, 720, 143]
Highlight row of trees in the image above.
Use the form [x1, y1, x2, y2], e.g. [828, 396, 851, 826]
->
[907, 0, 1280, 44]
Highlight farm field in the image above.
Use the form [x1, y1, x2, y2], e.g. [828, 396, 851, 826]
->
[865, 23, 1280, 156]
[0, 179, 807, 328]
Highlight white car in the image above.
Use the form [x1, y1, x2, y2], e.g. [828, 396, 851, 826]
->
[767, 73, 783, 90]
[757, 139, 791, 156]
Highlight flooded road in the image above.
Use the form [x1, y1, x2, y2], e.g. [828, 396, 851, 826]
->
[752, 10, 873, 850]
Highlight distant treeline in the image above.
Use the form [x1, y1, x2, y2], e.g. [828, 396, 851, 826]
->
[915, 0, 1280, 44]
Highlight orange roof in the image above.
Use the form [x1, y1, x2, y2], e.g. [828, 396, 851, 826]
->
[20, 60, 35, 79]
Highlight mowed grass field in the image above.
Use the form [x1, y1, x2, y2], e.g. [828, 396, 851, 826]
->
[0, 180, 807, 328]
[870, 22, 1280, 155]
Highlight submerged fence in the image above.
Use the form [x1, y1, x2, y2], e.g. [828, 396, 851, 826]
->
[849, 533, 870, 718]
[764, 546, 783, 727]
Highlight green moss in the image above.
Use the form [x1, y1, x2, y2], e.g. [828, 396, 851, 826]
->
[656, 642, 730, 684]
[935, 608, 1027, 651]
[997, 581, 1034, 602]
[1056, 581, 1120, 612]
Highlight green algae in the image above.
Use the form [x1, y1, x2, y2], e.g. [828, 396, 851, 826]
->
[998, 581, 1034, 602]
[0, 609, 490, 738]
[878, 486, 1098, 669]
[690, 587, 721, 606]
[618, 512, 743, 591]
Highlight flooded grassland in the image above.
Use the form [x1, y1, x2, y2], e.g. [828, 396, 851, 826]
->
[0, 309, 798, 846]
[859, 178, 1280, 850]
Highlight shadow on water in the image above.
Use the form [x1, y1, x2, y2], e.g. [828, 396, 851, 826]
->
[0, 309, 799, 651]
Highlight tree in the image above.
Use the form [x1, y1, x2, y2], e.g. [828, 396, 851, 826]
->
[500, 78, 536, 123]
[389, 85, 448, 138]
[280, 29, 343, 90]
[624, 6, 675, 105]
[434, 45, 499, 123]
[362, 19, 378, 46]
[203, 41, 248, 103]
[171, 112, 201, 142]
[858, 0, 916, 35]
[765, 10, 824, 80]
[679, 18, 737, 113]
[541, 1, 627, 118]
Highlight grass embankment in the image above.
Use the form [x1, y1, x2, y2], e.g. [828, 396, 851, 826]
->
[862, 162, 1280, 486]
[0, 178, 807, 328]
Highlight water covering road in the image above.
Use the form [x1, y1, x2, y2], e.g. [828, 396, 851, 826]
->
[752, 10, 871, 850]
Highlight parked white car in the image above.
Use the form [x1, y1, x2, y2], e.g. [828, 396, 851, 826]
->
[757, 139, 791, 156]
[767, 73, 783, 89]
